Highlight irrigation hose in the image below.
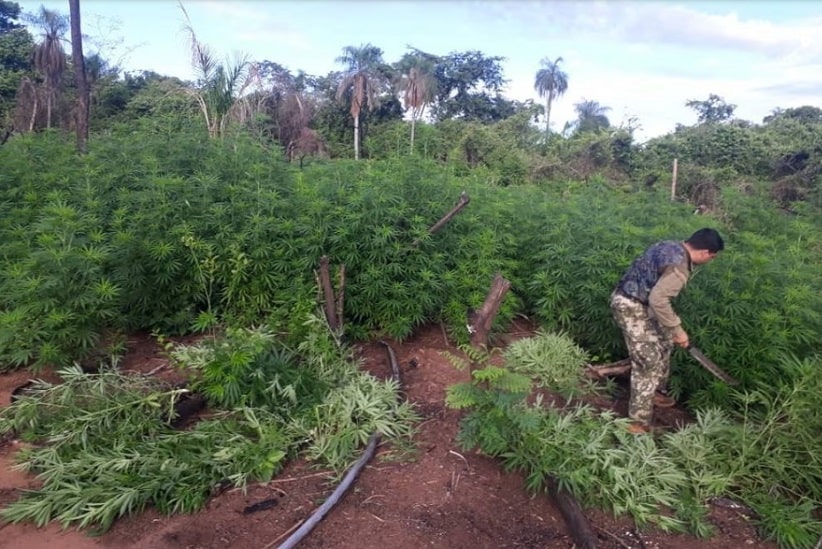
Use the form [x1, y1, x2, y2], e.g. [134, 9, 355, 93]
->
[274, 341, 402, 549]
[275, 432, 380, 549]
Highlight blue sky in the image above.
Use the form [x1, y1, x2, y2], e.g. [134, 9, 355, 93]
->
[18, 0, 822, 141]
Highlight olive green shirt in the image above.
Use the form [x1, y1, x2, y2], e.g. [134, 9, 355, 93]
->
[648, 262, 690, 338]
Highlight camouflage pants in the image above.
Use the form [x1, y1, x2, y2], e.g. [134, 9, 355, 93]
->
[610, 292, 673, 426]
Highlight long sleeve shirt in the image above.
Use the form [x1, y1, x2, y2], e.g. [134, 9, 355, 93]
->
[648, 265, 689, 338]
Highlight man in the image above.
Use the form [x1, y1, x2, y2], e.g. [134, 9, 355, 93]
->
[610, 227, 724, 434]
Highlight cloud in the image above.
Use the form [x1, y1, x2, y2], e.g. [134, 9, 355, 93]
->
[753, 80, 822, 97]
[490, 1, 822, 62]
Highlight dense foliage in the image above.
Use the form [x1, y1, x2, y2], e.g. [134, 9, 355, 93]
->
[0, 319, 417, 532]
[1, 2, 821, 544]
[447, 340, 822, 548]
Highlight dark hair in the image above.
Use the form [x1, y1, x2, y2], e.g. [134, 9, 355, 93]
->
[686, 228, 724, 253]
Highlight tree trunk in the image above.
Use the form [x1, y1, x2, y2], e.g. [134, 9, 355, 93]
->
[46, 88, 52, 129]
[69, 0, 89, 153]
[410, 115, 416, 155]
[468, 273, 511, 349]
[545, 91, 554, 137]
[353, 112, 360, 160]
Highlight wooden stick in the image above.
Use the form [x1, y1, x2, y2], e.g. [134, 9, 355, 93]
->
[412, 191, 470, 246]
[671, 158, 678, 201]
[585, 359, 632, 379]
[592, 524, 632, 549]
[261, 518, 304, 549]
[318, 255, 339, 331]
[269, 471, 335, 484]
[335, 264, 346, 333]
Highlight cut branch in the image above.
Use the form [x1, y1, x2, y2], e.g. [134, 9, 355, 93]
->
[412, 191, 470, 246]
[585, 358, 632, 379]
[468, 273, 511, 349]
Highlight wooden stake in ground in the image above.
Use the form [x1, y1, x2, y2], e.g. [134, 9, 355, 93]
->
[670, 158, 678, 201]
[319, 255, 340, 331]
[412, 191, 471, 247]
[467, 273, 511, 348]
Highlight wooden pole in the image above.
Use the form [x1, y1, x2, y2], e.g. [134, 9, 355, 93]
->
[318, 256, 339, 331]
[670, 158, 678, 201]
[335, 264, 346, 334]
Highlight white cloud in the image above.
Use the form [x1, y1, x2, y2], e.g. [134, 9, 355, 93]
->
[498, 1, 822, 62]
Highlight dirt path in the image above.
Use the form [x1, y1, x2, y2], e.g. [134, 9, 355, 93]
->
[0, 325, 777, 549]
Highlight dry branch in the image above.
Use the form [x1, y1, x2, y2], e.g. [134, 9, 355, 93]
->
[585, 358, 632, 379]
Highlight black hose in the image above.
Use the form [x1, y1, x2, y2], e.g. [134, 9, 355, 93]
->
[274, 341, 402, 549]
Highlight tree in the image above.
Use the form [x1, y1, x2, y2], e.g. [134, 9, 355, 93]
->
[764, 106, 822, 125]
[68, 0, 88, 152]
[256, 61, 326, 162]
[28, 6, 68, 129]
[429, 50, 508, 122]
[335, 43, 386, 160]
[396, 51, 436, 154]
[572, 99, 611, 134]
[685, 93, 736, 125]
[0, 1, 33, 136]
[534, 56, 568, 137]
[180, 2, 257, 139]
[0, 0, 23, 33]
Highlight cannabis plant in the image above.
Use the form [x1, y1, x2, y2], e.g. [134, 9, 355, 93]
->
[0, 367, 289, 533]
[503, 330, 599, 398]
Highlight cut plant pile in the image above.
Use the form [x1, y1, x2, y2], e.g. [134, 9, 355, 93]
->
[0, 324, 794, 549]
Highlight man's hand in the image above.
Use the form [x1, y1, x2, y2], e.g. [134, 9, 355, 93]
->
[672, 329, 690, 349]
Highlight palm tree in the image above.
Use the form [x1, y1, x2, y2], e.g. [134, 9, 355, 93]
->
[533, 56, 568, 137]
[396, 52, 437, 154]
[335, 43, 385, 160]
[30, 6, 68, 129]
[573, 99, 611, 133]
[68, 0, 88, 152]
[180, 2, 256, 139]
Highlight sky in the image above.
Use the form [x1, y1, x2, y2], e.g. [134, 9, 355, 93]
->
[18, 0, 822, 141]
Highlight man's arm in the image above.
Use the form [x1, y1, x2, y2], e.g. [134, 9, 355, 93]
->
[649, 266, 688, 341]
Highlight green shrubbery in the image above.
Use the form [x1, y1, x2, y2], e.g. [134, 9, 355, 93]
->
[0, 126, 819, 545]
[0, 316, 416, 532]
[447, 338, 822, 548]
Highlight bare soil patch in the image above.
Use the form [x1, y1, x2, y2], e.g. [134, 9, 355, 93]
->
[0, 323, 776, 549]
